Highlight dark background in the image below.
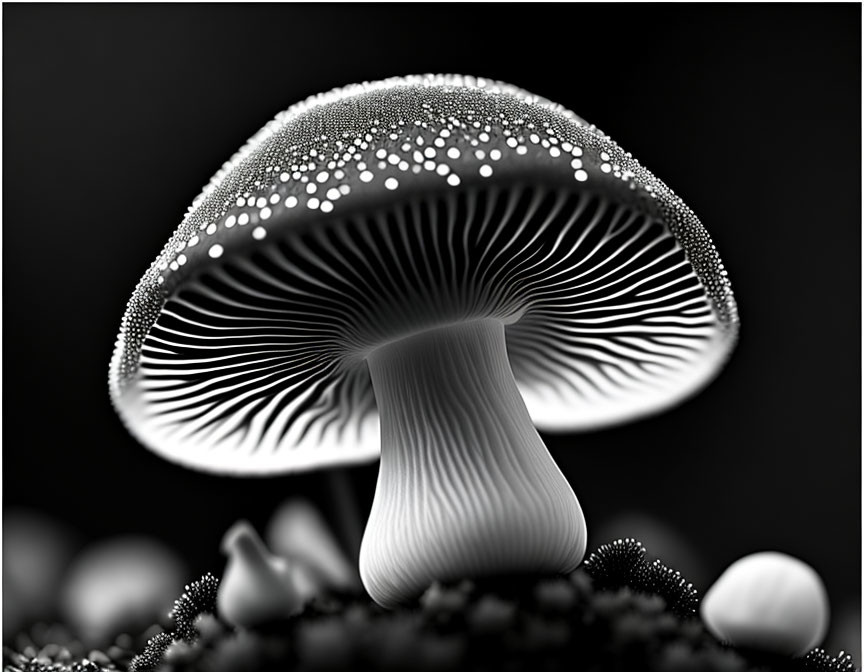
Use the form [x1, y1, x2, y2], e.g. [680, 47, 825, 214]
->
[4, 1, 860, 650]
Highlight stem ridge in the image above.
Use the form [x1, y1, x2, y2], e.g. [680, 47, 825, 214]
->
[361, 319, 587, 607]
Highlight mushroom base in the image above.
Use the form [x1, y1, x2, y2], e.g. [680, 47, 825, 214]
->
[361, 319, 587, 608]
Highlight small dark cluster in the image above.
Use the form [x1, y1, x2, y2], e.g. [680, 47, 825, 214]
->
[2, 630, 128, 672]
[582, 538, 699, 618]
[127, 632, 173, 672]
[169, 573, 220, 644]
[127, 573, 221, 672]
[66, 662, 102, 672]
[3, 652, 108, 672]
[800, 648, 859, 672]
[634, 559, 700, 618]
[582, 538, 647, 589]
[12, 655, 67, 672]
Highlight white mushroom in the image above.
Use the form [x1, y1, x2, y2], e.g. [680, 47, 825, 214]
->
[61, 536, 185, 644]
[110, 74, 738, 607]
[701, 551, 830, 656]
[266, 499, 360, 595]
[218, 520, 301, 627]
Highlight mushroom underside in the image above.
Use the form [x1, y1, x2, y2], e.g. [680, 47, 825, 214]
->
[122, 177, 728, 473]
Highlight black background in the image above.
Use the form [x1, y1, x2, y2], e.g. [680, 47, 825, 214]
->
[3, 1, 860, 646]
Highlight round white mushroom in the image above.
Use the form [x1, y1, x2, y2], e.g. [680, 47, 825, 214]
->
[701, 551, 830, 656]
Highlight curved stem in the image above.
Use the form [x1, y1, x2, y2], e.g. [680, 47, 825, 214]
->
[360, 319, 586, 607]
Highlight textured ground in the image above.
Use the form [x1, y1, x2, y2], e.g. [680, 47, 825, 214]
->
[4, 541, 857, 672]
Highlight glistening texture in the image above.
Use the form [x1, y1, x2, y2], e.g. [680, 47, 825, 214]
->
[583, 538, 647, 588]
[361, 319, 586, 607]
[110, 74, 738, 473]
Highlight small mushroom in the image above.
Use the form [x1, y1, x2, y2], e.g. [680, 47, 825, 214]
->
[110, 75, 738, 607]
[700, 551, 830, 656]
[60, 536, 185, 644]
[266, 499, 361, 594]
[218, 520, 301, 628]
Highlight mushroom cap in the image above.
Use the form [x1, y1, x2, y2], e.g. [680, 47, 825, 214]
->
[109, 74, 738, 475]
[700, 551, 829, 656]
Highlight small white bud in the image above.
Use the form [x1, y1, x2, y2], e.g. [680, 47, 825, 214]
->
[701, 551, 829, 656]
[217, 520, 301, 628]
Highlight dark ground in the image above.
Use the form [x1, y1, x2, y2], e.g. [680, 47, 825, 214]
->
[3, 1, 860, 653]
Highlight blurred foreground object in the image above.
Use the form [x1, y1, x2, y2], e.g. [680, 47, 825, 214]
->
[3, 509, 76, 635]
[266, 499, 361, 596]
[60, 536, 186, 645]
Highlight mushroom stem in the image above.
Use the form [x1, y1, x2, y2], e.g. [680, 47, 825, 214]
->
[361, 318, 587, 607]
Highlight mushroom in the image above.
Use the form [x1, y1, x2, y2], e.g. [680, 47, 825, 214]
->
[701, 551, 830, 656]
[218, 520, 301, 627]
[266, 499, 361, 595]
[60, 536, 186, 644]
[109, 74, 738, 607]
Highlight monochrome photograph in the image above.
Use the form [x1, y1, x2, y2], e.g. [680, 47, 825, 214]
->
[3, 4, 860, 671]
